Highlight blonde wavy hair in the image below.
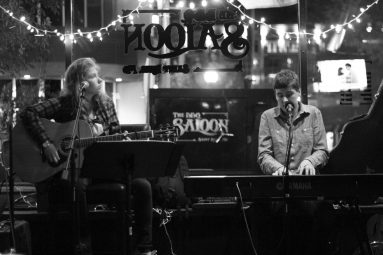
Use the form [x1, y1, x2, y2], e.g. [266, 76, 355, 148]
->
[62, 57, 105, 102]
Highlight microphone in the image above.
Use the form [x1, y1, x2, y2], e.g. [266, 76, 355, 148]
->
[80, 81, 89, 92]
[284, 101, 294, 114]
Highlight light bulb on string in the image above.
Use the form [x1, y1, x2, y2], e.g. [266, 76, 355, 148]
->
[20, 16, 25, 22]
[177, 1, 185, 8]
[366, 23, 373, 32]
[335, 25, 342, 33]
[201, 0, 207, 7]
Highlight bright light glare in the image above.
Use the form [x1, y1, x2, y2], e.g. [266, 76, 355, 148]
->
[204, 71, 219, 83]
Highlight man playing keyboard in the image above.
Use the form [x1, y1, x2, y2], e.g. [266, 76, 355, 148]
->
[255, 69, 331, 255]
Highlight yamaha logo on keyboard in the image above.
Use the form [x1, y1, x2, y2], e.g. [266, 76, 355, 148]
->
[276, 181, 312, 191]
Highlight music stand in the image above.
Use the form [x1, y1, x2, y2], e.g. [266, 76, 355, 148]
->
[80, 140, 183, 253]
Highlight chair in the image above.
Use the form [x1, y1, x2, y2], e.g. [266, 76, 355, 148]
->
[82, 141, 182, 255]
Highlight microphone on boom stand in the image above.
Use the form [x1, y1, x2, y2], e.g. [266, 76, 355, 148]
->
[282, 100, 295, 255]
[284, 101, 294, 125]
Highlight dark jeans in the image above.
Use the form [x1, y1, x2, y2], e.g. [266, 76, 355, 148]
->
[36, 176, 92, 255]
[132, 178, 153, 252]
[252, 200, 336, 255]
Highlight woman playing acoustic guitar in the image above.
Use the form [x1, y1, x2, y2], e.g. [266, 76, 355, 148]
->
[20, 58, 155, 255]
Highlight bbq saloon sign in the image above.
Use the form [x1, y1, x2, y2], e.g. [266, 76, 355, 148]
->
[122, 8, 250, 60]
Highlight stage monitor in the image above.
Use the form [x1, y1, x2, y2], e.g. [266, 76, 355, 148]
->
[314, 59, 368, 92]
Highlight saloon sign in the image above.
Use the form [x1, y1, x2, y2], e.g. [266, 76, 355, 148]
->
[150, 97, 231, 143]
[172, 111, 229, 143]
[122, 8, 250, 60]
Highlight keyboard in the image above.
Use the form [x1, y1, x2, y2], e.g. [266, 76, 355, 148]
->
[184, 174, 383, 201]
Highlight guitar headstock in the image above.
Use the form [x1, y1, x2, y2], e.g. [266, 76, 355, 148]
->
[153, 124, 179, 141]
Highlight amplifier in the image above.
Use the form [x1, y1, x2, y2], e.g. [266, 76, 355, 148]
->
[0, 183, 37, 211]
[0, 220, 32, 255]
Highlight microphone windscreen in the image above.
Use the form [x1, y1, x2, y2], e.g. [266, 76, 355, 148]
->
[284, 101, 294, 113]
[80, 81, 89, 90]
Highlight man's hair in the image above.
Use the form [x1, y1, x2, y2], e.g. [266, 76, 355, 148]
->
[345, 63, 351, 67]
[273, 69, 300, 91]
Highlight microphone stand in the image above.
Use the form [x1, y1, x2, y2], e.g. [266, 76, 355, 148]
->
[62, 87, 86, 255]
[283, 113, 293, 211]
[6, 99, 18, 254]
[282, 112, 294, 255]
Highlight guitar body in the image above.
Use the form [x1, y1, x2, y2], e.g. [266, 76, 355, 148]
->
[12, 119, 93, 183]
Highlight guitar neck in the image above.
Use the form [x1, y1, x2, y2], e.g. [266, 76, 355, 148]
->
[125, 130, 154, 140]
[75, 130, 154, 147]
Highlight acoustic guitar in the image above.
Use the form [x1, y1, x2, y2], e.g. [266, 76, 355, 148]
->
[10, 118, 178, 183]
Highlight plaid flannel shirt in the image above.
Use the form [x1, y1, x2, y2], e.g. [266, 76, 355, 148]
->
[19, 95, 120, 145]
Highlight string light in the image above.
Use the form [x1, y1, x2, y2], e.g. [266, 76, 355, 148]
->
[0, 0, 147, 43]
[225, 0, 380, 41]
[0, 0, 380, 45]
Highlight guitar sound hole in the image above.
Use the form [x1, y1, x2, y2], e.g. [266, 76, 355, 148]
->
[61, 136, 75, 153]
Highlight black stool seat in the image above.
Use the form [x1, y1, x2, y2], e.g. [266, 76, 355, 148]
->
[86, 182, 128, 255]
[87, 183, 127, 207]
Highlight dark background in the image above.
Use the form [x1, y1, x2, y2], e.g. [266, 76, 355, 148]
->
[150, 89, 275, 174]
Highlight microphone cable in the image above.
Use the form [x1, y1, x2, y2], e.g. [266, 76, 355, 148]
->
[153, 208, 176, 255]
[235, 182, 258, 255]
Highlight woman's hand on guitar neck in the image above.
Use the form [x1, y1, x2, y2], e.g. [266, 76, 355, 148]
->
[42, 141, 60, 163]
